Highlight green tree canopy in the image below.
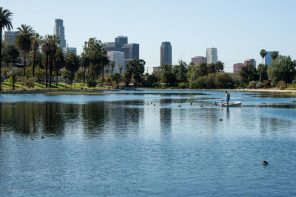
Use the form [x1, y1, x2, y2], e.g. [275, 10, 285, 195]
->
[16, 24, 34, 75]
[240, 64, 258, 84]
[160, 64, 175, 86]
[268, 55, 296, 84]
[172, 60, 187, 82]
[125, 59, 145, 86]
[0, 7, 13, 90]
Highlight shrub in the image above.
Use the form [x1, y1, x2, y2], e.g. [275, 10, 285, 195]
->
[247, 81, 257, 88]
[262, 80, 271, 88]
[276, 80, 286, 90]
[255, 82, 264, 88]
[178, 82, 189, 89]
[87, 80, 97, 88]
[22, 77, 35, 88]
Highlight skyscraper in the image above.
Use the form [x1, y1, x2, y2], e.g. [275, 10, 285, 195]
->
[264, 51, 279, 66]
[206, 48, 218, 64]
[103, 36, 140, 66]
[115, 36, 128, 48]
[160, 42, 172, 65]
[54, 19, 66, 49]
[3, 31, 19, 46]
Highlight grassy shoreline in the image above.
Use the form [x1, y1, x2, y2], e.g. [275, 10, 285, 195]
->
[1, 86, 296, 95]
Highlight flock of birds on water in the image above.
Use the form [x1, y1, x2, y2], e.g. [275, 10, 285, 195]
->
[27, 100, 269, 166]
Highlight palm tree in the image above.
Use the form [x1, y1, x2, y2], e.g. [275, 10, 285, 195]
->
[257, 64, 266, 82]
[16, 24, 34, 77]
[42, 36, 51, 88]
[260, 49, 267, 64]
[0, 7, 13, 91]
[31, 33, 42, 78]
[54, 48, 65, 87]
[48, 36, 58, 88]
[42, 35, 58, 88]
[271, 51, 279, 61]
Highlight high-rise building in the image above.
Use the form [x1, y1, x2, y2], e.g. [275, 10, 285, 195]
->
[107, 51, 125, 74]
[160, 42, 172, 65]
[244, 59, 256, 68]
[233, 63, 245, 73]
[264, 51, 279, 66]
[206, 48, 218, 64]
[103, 36, 139, 66]
[3, 31, 19, 46]
[191, 56, 206, 65]
[123, 43, 139, 60]
[115, 36, 128, 48]
[63, 47, 77, 55]
[54, 19, 66, 49]
[265, 51, 272, 66]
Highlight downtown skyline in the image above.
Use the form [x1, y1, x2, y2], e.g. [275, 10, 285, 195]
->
[1, 0, 296, 72]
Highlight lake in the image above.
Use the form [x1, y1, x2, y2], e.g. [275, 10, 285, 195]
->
[1, 90, 296, 196]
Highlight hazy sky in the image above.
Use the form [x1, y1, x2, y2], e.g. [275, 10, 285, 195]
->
[1, 0, 296, 72]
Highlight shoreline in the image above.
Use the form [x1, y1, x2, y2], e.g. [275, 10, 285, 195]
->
[1, 88, 296, 94]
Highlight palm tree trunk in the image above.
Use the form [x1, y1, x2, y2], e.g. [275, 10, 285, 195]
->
[23, 54, 26, 77]
[56, 70, 59, 88]
[45, 55, 49, 88]
[83, 67, 86, 84]
[101, 65, 104, 83]
[49, 57, 53, 88]
[33, 49, 36, 77]
[0, 30, 2, 91]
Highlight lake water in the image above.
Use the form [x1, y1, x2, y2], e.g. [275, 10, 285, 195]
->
[1, 90, 296, 196]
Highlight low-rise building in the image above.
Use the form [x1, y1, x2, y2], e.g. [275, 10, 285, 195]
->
[233, 63, 245, 73]
[191, 56, 206, 65]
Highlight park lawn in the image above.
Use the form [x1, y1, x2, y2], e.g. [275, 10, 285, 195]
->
[1, 81, 112, 91]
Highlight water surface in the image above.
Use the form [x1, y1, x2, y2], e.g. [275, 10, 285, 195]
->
[1, 90, 296, 196]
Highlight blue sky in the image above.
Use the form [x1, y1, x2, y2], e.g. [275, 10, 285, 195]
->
[1, 0, 296, 72]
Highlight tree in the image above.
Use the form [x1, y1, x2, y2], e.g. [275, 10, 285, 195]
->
[199, 62, 208, 76]
[172, 60, 187, 82]
[240, 64, 258, 84]
[257, 64, 268, 82]
[215, 61, 224, 72]
[31, 33, 42, 78]
[54, 48, 65, 86]
[271, 51, 279, 61]
[260, 49, 267, 64]
[160, 64, 175, 86]
[16, 24, 34, 76]
[268, 55, 296, 84]
[1, 45, 19, 66]
[0, 7, 13, 91]
[125, 59, 145, 86]
[42, 35, 58, 88]
[83, 38, 108, 84]
[80, 53, 90, 83]
[42, 36, 50, 87]
[188, 64, 201, 82]
[65, 53, 80, 86]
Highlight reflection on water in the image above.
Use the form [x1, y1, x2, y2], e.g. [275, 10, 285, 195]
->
[0, 90, 296, 196]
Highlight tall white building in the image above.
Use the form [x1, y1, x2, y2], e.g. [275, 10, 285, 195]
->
[107, 51, 125, 74]
[54, 19, 66, 49]
[206, 48, 218, 64]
